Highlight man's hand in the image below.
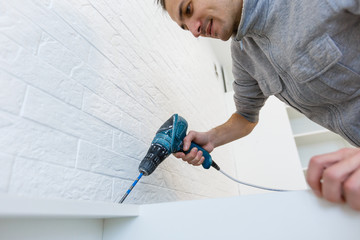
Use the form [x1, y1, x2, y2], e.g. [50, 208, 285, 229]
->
[306, 148, 360, 211]
[173, 130, 215, 166]
[173, 113, 257, 167]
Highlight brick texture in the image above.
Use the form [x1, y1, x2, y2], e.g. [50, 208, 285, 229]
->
[0, 0, 238, 203]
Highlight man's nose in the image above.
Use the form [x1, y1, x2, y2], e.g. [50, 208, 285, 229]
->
[187, 20, 201, 38]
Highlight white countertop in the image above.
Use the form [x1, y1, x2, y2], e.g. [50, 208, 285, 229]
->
[0, 193, 139, 218]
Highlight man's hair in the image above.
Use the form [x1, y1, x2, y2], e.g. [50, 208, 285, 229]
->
[156, 0, 166, 10]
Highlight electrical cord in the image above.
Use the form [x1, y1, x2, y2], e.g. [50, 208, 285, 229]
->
[211, 161, 290, 192]
[219, 169, 290, 192]
[119, 159, 291, 204]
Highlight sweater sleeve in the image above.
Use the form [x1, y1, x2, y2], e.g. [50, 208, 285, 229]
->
[231, 41, 267, 123]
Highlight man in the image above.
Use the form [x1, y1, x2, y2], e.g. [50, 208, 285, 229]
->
[157, 0, 360, 210]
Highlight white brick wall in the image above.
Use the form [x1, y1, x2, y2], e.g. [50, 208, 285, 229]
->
[0, 0, 239, 204]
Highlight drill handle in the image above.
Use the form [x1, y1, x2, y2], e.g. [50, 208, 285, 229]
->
[184, 142, 212, 169]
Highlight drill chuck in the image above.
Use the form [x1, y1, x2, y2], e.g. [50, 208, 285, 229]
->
[138, 114, 187, 176]
[139, 143, 169, 176]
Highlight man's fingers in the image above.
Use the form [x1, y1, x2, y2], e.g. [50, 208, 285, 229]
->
[174, 146, 204, 166]
[189, 151, 204, 166]
[183, 147, 198, 162]
[344, 167, 360, 211]
[177, 147, 204, 166]
[322, 156, 360, 203]
[307, 149, 350, 197]
[191, 156, 205, 166]
[322, 151, 360, 203]
[183, 131, 197, 151]
[173, 152, 185, 159]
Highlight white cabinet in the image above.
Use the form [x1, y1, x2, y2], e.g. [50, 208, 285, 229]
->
[0, 193, 139, 240]
[1, 191, 360, 240]
[286, 107, 352, 172]
[103, 190, 360, 240]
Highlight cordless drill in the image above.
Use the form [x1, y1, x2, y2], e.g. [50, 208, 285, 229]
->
[139, 113, 217, 175]
[119, 114, 219, 203]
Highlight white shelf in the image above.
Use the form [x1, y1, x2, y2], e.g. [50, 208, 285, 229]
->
[286, 107, 325, 135]
[0, 193, 139, 218]
[294, 129, 339, 145]
[285, 106, 351, 170]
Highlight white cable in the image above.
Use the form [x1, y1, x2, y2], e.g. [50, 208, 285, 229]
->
[219, 169, 290, 192]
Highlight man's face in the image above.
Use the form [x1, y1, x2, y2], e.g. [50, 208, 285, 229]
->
[165, 0, 242, 41]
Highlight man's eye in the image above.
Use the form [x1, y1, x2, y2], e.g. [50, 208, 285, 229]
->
[185, 3, 191, 15]
[181, 24, 188, 30]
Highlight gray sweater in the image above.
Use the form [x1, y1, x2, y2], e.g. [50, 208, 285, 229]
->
[231, 0, 360, 146]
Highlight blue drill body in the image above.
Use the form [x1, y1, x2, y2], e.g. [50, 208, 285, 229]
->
[138, 114, 213, 176]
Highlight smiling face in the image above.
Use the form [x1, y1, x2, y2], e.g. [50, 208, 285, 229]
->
[164, 0, 242, 41]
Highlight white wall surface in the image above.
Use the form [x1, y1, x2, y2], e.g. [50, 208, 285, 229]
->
[225, 94, 307, 195]
[0, 0, 238, 204]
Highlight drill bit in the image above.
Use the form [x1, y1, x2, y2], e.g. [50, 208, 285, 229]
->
[119, 172, 143, 204]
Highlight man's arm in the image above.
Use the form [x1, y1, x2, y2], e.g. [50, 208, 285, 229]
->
[174, 113, 257, 166]
[205, 112, 257, 149]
